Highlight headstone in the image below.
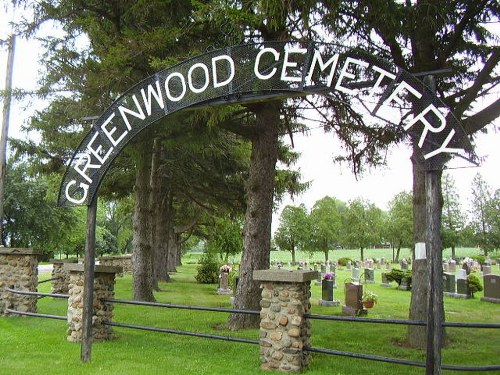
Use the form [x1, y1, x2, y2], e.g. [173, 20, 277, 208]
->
[443, 272, 456, 295]
[380, 272, 391, 287]
[217, 271, 232, 295]
[320, 264, 327, 273]
[455, 269, 469, 298]
[347, 261, 352, 270]
[364, 268, 375, 284]
[386, 261, 392, 270]
[456, 269, 467, 280]
[443, 262, 450, 273]
[342, 282, 363, 316]
[319, 278, 340, 307]
[482, 265, 492, 275]
[367, 259, 374, 269]
[352, 267, 360, 281]
[400, 258, 408, 270]
[456, 279, 470, 298]
[315, 272, 322, 286]
[481, 274, 500, 303]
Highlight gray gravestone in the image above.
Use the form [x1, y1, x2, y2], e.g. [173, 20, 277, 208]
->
[364, 268, 375, 284]
[352, 267, 360, 281]
[481, 274, 500, 303]
[381, 272, 391, 287]
[455, 269, 469, 297]
[443, 272, 456, 295]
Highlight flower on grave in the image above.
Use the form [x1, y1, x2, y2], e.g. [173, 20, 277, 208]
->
[220, 264, 232, 273]
[323, 272, 334, 280]
[362, 290, 378, 304]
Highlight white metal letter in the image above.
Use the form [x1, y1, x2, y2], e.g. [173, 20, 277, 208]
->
[65, 180, 89, 205]
[281, 47, 307, 82]
[254, 47, 280, 80]
[188, 63, 210, 94]
[165, 72, 187, 102]
[101, 112, 127, 147]
[305, 50, 340, 86]
[118, 95, 146, 130]
[212, 55, 235, 88]
[404, 104, 447, 147]
[140, 80, 164, 116]
[335, 57, 369, 94]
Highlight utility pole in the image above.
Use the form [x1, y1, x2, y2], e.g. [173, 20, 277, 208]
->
[0, 34, 16, 243]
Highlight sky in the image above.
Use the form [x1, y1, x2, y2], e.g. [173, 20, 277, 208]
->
[1, 14, 499, 232]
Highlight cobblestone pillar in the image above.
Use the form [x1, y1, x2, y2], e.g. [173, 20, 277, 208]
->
[50, 259, 78, 294]
[254, 269, 318, 373]
[0, 248, 42, 315]
[65, 264, 122, 343]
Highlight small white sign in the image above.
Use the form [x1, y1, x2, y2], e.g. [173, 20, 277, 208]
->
[415, 242, 426, 259]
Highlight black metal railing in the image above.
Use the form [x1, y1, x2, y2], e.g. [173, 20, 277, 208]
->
[5, 287, 500, 372]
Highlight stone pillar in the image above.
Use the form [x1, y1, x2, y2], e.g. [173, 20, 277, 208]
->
[0, 248, 42, 315]
[65, 264, 122, 343]
[50, 259, 78, 294]
[254, 269, 317, 373]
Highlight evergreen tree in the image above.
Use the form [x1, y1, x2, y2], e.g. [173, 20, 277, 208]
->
[441, 173, 465, 258]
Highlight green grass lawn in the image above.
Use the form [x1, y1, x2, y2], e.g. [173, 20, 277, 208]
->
[0, 261, 499, 375]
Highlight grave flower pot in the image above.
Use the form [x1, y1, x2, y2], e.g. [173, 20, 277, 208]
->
[362, 300, 374, 309]
[322, 279, 334, 301]
[361, 290, 378, 309]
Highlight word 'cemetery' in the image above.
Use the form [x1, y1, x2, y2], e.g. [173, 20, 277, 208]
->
[61, 42, 465, 206]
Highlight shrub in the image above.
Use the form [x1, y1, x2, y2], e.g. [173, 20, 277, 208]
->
[195, 253, 219, 284]
[338, 257, 353, 267]
[385, 268, 412, 289]
[467, 274, 483, 297]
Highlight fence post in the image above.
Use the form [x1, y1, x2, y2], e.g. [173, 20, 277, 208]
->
[254, 269, 318, 373]
[50, 259, 78, 294]
[65, 264, 122, 343]
[0, 248, 42, 315]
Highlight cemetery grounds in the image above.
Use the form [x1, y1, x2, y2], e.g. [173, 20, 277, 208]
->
[0, 247, 498, 375]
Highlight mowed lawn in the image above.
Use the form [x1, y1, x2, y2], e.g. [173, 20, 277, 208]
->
[0, 253, 499, 375]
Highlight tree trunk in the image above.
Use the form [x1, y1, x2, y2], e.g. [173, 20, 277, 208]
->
[132, 141, 155, 302]
[408, 144, 428, 347]
[228, 103, 280, 330]
[291, 248, 296, 264]
[152, 141, 171, 284]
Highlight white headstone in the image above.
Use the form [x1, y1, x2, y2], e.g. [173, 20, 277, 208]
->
[456, 269, 467, 280]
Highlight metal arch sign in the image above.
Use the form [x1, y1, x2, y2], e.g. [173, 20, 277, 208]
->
[57, 41, 474, 207]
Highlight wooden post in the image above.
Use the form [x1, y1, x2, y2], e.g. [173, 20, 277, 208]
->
[0, 34, 16, 241]
[425, 169, 444, 375]
[81, 197, 97, 362]
[424, 75, 444, 375]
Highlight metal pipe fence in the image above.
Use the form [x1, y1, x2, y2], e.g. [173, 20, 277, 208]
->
[5, 287, 500, 372]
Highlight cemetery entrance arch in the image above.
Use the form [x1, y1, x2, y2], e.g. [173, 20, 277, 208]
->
[58, 41, 474, 207]
[56, 40, 475, 365]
